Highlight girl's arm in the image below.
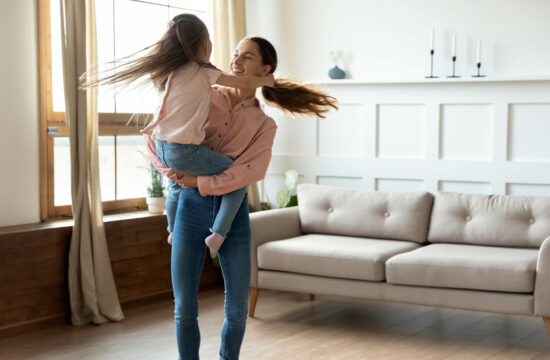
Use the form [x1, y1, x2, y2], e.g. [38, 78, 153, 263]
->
[215, 73, 274, 89]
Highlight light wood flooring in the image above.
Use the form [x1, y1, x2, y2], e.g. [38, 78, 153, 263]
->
[1, 288, 550, 359]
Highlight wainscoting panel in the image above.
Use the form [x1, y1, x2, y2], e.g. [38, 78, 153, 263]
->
[439, 180, 492, 195]
[317, 103, 365, 158]
[261, 79, 550, 207]
[317, 176, 363, 190]
[508, 103, 550, 162]
[375, 178, 425, 192]
[439, 104, 493, 160]
[376, 104, 426, 159]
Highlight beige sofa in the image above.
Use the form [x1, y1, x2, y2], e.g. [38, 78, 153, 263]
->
[248, 183, 550, 336]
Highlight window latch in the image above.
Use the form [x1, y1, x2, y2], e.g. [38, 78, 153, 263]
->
[47, 126, 59, 135]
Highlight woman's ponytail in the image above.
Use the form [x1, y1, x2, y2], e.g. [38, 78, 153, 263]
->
[261, 79, 338, 118]
[247, 37, 338, 118]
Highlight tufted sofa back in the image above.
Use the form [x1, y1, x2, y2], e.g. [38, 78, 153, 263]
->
[428, 192, 550, 248]
[297, 184, 434, 244]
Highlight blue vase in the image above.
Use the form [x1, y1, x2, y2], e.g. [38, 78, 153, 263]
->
[328, 65, 345, 79]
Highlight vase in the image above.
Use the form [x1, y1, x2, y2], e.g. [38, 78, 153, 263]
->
[328, 65, 345, 79]
[146, 196, 165, 214]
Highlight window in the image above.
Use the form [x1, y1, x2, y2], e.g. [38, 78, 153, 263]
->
[38, 0, 212, 219]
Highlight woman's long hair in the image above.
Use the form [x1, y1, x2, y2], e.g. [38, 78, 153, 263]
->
[79, 13, 214, 92]
[247, 37, 338, 118]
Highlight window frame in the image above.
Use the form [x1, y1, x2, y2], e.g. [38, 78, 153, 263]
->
[37, 0, 152, 220]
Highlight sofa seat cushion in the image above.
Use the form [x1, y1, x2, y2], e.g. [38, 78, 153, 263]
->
[258, 234, 421, 282]
[386, 243, 538, 293]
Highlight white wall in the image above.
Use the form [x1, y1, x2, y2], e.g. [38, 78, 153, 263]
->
[246, 0, 550, 81]
[0, 0, 40, 226]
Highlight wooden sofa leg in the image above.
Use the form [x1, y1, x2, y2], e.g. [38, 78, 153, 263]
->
[249, 287, 260, 318]
[309, 293, 315, 301]
[544, 317, 550, 337]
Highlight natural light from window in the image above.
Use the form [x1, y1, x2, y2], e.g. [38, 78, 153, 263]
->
[50, 0, 212, 206]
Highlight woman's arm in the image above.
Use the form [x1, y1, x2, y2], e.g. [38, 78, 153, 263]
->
[196, 123, 277, 196]
[215, 73, 274, 89]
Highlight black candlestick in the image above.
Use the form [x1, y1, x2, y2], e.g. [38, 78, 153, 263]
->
[425, 49, 438, 78]
[447, 56, 460, 78]
[471, 62, 486, 77]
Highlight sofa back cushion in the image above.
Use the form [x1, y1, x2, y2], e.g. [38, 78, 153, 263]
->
[297, 184, 434, 244]
[428, 192, 550, 248]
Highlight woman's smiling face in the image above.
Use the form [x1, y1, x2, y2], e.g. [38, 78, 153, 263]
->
[230, 40, 271, 77]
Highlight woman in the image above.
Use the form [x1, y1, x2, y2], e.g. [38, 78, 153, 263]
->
[147, 36, 337, 360]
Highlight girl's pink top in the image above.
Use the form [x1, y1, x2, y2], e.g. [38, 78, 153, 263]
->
[141, 62, 222, 145]
[144, 86, 278, 196]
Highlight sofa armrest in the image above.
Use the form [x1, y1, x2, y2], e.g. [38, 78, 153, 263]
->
[535, 236, 550, 316]
[249, 207, 302, 287]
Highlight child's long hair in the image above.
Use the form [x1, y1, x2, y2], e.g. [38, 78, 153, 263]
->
[247, 37, 338, 118]
[80, 13, 213, 92]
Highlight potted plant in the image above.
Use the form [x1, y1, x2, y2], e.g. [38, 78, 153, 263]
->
[146, 161, 166, 214]
[277, 169, 299, 208]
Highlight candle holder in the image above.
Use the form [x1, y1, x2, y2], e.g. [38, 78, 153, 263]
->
[471, 62, 486, 77]
[425, 49, 438, 78]
[447, 56, 460, 78]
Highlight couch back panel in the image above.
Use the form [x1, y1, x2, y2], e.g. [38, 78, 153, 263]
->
[297, 184, 434, 244]
[428, 192, 550, 248]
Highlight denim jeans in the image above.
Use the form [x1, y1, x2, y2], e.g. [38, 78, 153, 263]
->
[171, 187, 251, 360]
[156, 140, 247, 238]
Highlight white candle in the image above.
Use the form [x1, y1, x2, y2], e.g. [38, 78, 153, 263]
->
[476, 40, 481, 63]
[430, 27, 435, 50]
[452, 34, 456, 57]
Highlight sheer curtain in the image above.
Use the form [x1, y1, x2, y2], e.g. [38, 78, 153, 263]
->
[212, 0, 262, 211]
[59, 0, 124, 325]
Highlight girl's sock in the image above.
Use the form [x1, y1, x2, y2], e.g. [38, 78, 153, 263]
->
[205, 232, 225, 258]
[167, 232, 173, 245]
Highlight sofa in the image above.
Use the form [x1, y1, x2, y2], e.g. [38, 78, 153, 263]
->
[248, 183, 550, 337]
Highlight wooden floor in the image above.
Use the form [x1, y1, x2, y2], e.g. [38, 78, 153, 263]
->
[1, 288, 550, 359]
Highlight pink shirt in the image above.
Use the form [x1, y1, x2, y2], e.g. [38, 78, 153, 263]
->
[141, 62, 222, 145]
[145, 86, 278, 196]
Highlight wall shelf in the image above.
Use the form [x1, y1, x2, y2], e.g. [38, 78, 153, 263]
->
[310, 76, 550, 85]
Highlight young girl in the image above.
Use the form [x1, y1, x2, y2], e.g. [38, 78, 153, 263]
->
[82, 14, 274, 258]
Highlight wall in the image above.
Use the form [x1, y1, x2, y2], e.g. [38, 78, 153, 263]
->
[0, 214, 223, 337]
[261, 79, 550, 203]
[246, 0, 550, 81]
[0, 0, 40, 226]
[245, 0, 550, 206]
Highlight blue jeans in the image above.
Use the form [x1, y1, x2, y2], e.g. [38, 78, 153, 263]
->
[156, 140, 247, 238]
[171, 187, 251, 360]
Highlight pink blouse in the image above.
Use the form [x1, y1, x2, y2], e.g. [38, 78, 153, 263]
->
[145, 86, 278, 196]
[141, 62, 222, 145]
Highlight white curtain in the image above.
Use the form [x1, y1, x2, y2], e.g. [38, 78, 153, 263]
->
[59, 0, 124, 325]
[212, 0, 262, 211]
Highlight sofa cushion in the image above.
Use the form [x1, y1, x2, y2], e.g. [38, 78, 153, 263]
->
[428, 192, 550, 248]
[386, 243, 538, 293]
[297, 184, 434, 244]
[258, 234, 421, 282]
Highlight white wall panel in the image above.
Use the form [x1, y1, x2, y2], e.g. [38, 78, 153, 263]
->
[318, 104, 364, 157]
[508, 104, 550, 162]
[317, 176, 363, 190]
[375, 178, 425, 192]
[506, 183, 550, 196]
[440, 104, 493, 160]
[439, 180, 492, 194]
[377, 104, 426, 159]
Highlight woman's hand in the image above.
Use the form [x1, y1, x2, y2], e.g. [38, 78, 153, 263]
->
[175, 173, 198, 188]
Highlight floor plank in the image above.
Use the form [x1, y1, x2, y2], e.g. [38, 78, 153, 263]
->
[1, 289, 549, 359]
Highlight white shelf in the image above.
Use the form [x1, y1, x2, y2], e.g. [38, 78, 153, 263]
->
[310, 76, 550, 85]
